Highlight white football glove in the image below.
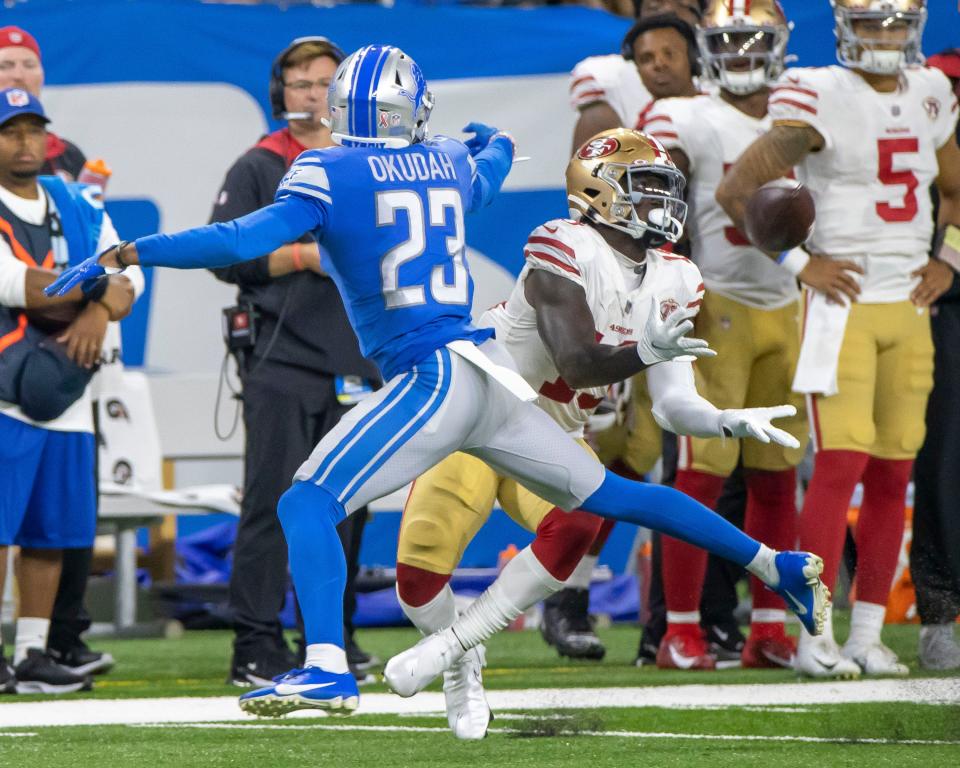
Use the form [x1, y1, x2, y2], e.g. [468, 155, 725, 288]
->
[636, 305, 716, 365]
[718, 405, 800, 448]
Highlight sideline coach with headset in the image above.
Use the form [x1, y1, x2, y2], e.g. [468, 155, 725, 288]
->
[209, 37, 380, 686]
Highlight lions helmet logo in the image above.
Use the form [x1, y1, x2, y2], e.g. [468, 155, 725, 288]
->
[6, 89, 29, 107]
[659, 299, 680, 321]
[578, 137, 620, 160]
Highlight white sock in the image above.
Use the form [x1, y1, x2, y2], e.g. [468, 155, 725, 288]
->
[451, 546, 564, 650]
[398, 583, 458, 636]
[751, 609, 786, 624]
[564, 554, 597, 590]
[304, 643, 349, 674]
[847, 601, 886, 649]
[666, 610, 701, 625]
[745, 544, 779, 588]
[14, 617, 49, 666]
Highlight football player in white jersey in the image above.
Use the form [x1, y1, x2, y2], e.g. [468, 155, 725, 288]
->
[388, 129, 801, 738]
[570, 1, 704, 149]
[568, 4, 712, 664]
[642, 0, 808, 671]
[718, 0, 960, 677]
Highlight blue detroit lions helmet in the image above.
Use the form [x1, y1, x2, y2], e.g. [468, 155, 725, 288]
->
[327, 45, 434, 148]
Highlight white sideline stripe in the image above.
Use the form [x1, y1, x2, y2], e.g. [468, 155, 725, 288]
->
[129, 722, 960, 746]
[0, 732, 36, 737]
[0, 679, 956, 728]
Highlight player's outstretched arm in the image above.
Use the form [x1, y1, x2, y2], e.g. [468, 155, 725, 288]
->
[715, 124, 821, 232]
[464, 123, 515, 212]
[45, 196, 322, 297]
[647, 361, 800, 447]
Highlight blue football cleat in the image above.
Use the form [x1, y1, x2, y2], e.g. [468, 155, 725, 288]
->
[239, 666, 359, 717]
[772, 551, 830, 636]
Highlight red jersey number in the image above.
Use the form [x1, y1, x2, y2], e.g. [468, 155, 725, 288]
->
[876, 138, 919, 223]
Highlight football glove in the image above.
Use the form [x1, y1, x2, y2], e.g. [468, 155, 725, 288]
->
[463, 122, 511, 157]
[718, 406, 800, 448]
[636, 304, 715, 365]
[44, 253, 109, 297]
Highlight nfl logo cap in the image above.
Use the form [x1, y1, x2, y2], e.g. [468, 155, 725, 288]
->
[0, 88, 49, 127]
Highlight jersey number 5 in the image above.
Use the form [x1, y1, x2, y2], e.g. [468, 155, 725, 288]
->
[377, 189, 469, 309]
[876, 138, 919, 223]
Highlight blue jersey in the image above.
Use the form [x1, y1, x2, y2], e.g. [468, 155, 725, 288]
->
[136, 134, 513, 380]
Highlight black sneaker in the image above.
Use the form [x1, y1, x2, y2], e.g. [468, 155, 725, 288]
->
[48, 642, 115, 676]
[14, 648, 92, 694]
[634, 635, 659, 667]
[228, 643, 300, 688]
[704, 623, 745, 669]
[0, 646, 15, 694]
[540, 588, 606, 660]
[345, 636, 380, 671]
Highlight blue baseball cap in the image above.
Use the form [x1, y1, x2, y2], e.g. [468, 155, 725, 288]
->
[0, 88, 49, 127]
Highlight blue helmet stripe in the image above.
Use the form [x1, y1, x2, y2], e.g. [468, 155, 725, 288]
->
[351, 44, 384, 138]
[347, 46, 369, 138]
[367, 46, 392, 138]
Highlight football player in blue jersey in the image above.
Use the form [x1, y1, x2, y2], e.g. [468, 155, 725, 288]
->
[48, 44, 829, 717]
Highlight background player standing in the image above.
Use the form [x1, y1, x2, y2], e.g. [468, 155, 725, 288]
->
[718, 0, 960, 678]
[643, 0, 808, 672]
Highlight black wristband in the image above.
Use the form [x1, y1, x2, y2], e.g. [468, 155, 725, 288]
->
[114, 241, 130, 270]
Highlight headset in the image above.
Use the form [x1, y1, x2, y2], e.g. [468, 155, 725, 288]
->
[269, 35, 346, 121]
[621, 14, 702, 78]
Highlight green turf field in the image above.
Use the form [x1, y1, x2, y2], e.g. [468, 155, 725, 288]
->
[1, 621, 958, 767]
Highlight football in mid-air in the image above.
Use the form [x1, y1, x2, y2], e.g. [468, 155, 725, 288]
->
[743, 179, 815, 253]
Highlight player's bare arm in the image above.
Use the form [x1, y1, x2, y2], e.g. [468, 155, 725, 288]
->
[718, 124, 863, 303]
[524, 268, 652, 389]
[715, 123, 821, 230]
[911, 137, 960, 307]
[572, 102, 621, 154]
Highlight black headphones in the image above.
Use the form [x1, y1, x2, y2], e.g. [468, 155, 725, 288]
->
[269, 35, 346, 120]
[621, 14, 702, 78]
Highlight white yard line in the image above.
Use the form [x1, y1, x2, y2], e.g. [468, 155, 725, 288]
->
[135, 722, 960, 747]
[0, 679, 956, 729]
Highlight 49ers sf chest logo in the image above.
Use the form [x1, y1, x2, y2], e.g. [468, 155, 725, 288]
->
[578, 137, 620, 160]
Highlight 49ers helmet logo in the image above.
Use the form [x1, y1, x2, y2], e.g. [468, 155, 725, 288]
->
[578, 136, 620, 160]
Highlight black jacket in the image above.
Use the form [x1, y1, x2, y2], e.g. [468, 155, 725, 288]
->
[209, 130, 379, 380]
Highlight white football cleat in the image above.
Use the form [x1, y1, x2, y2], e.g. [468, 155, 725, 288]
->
[444, 645, 491, 740]
[794, 633, 860, 679]
[384, 628, 466, 698]
[842, 641, 909, 677]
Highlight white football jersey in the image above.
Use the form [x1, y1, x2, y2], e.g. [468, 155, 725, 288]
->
[569, 55, 654, 129]
[769, 65, 959, 303]
[645, 94, 799, 309]
[481, 219, 704, 437]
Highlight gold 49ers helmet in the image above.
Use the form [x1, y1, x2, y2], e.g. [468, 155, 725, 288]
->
[831, 0, 927, 74]
[567, 129, 687, 245]
[697, 0, 792, 95]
